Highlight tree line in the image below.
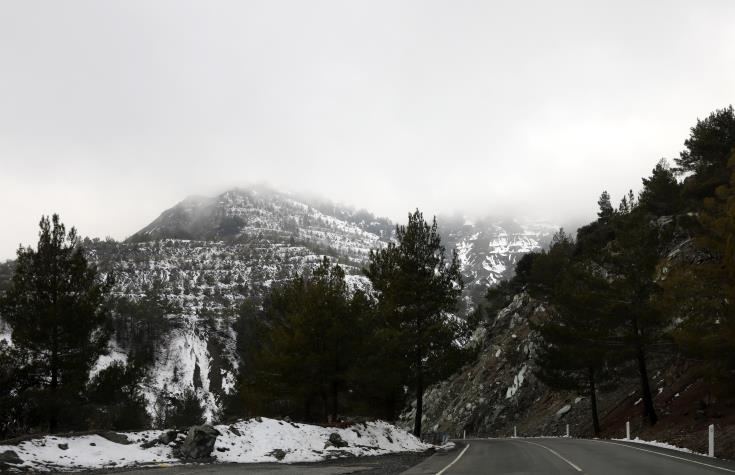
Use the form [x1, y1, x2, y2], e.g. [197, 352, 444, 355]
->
[494, 105, 735, 435]
[0, 210, 472, 439]
[0, 216, 205, 437]
[228, 210, 473, 436]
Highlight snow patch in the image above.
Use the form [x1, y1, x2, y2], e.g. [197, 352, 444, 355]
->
[0, 418, 430, 471]
[506, 365, 528, 399]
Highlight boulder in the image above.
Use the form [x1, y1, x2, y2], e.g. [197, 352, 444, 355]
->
[268, 448, 286, 461]
[177, 425, 221, 460]
[328, 432, 348, 448]
[159, 430, 179, 445]
[0, 450, 23, 468]
[58, 443, 69, 450]
[98, 431, 131, 445]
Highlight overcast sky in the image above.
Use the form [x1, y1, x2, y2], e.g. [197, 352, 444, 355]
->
[1, 1, 734, 259]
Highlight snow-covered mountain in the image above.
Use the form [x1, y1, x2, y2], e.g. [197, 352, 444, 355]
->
[1, 186, 557, 421]
[85, 187, 390, 420]
[438, 217, 557, 310]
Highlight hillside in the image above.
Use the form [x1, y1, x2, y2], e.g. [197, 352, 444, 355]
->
[0, 186, 557, 423]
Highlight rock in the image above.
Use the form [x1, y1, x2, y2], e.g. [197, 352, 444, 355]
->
[0, 450, 23, 467]
[99, 431, 131, 445]
[58, 443, 69, 450]
[268, 449, 286, 460]
[140, 440, 158, 449]
[328, 433, 348, 448]
[90, 442, 96, 446]
[229, 425, 241, 436]
[159, 430, 179, 445]
[177, 425, 221, 460]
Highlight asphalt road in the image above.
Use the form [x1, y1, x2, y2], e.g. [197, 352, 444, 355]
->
[402, 438, 735, 475]
[86, 451, 430, 475]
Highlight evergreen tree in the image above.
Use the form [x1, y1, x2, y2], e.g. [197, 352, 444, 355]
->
[0, 215, 111, 432]
[604, 205, 668, 426]
[675, 105, 735, 202]
[236, 257, 368, 422]
[160, 388, 206, 428]
[529, 230, 619, 435]
[86, 361, 150, 430]
[112, 278, 177, 367]
[597, 191, 614, 220]
[365, 210, 465, 437]
[638, 159, 684, 216]
[661, 150, 735, 394]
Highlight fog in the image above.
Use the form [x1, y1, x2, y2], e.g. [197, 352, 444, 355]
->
[1, 0, 734, 259]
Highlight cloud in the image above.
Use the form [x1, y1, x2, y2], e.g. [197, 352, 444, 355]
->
[1, 0, 734, 258]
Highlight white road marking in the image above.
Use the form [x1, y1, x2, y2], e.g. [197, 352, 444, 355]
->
[598, 440, 735, 473]
[519, 440, 583, 472]
[436, 442, 471, 475]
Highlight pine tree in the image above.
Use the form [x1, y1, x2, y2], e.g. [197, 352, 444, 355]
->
[365, 210, 465, 437]
[604, 206, 668, 426]
[638, 159, 684, 216]
[0, 215, 111, 432]
[529, 230, 619, 435]
[661, 150, 735, 393]
[236, 257, 367, 422]
[87, 361, 150, 430]
[675, 105, 735, 202]
[597, 191, 614, 221]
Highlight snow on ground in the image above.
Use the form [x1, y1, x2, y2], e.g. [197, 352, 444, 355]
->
[613, 437, 699, 455]
[0, 418, 431, 472]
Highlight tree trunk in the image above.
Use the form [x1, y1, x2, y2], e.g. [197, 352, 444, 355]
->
[632, 317, 657, 425]
[331, 379, 339, 423]
[636, 343, 658, 425]
[413, 370, 423, 438]
[588, 367, 600, 436]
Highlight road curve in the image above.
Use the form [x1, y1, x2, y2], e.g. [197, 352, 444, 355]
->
[402, 438, 735, 475]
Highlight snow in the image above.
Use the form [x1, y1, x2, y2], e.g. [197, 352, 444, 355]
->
[506, 364, 528, 398]
[0, 418, 430, 472]
[89, 345, 128, 380]
[555, 404, 571, 418]
[613, 437, 699, 455]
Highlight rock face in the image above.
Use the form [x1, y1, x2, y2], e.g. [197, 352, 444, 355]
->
[177, 425, 221, 459]
[405, 291, 636, 439]
[439, 218, 556, 313]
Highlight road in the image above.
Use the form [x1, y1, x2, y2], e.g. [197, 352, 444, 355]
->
[402, 438, 735, 475]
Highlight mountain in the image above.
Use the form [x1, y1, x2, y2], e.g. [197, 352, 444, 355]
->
[0, 186, 557, 421]
[438, 217, 557, 312]
[84, 187, 392, 420]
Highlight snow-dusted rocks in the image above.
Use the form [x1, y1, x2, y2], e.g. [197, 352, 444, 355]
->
[0, 419, 430, 471]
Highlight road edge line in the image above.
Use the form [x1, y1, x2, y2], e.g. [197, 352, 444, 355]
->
[597, 440, 735, 473]
[519, 440, 583, 472]
[436, 442, 471, 475]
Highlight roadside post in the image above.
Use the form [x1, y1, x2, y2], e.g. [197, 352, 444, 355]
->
[626, 421, 630, 440]
[709, 424, 715, 457]
[566, 424, 569, 438]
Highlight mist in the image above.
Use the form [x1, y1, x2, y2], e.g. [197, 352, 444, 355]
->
[2, 0, 734, 259]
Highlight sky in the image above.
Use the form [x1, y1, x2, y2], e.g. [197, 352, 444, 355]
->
[1, 0, 734, 259]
